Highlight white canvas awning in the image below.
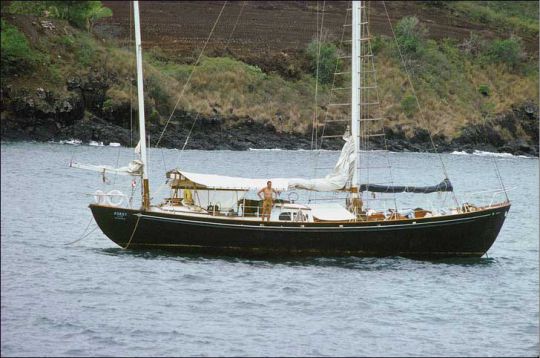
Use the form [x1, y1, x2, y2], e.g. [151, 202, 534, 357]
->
[168, 171, 291, 191]
[168, 133, 356, 192]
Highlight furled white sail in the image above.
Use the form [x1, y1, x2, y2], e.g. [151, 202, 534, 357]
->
[288, 133, 355, 191]
[168, 134, 355, 192]
[70, 159, 144, 176]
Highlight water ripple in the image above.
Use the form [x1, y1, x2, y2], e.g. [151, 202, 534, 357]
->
[1, 142, 538, 356]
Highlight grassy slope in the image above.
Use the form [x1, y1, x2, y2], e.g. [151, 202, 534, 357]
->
[448, 1, 538, 38]
[1, 1, 538, 142]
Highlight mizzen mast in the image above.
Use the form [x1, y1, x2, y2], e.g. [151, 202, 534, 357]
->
[133, 1, 150, 209]
[351, 0, 362, 189]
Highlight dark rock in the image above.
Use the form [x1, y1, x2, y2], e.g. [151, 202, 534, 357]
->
[58, 116, 132, 145]
[410, 127, 430, 144]
[67, 77, 81, 91]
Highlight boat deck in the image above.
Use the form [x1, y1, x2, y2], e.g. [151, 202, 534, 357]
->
[146, 201, 511, 226]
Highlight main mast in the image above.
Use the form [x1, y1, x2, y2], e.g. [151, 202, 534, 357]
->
[133, 1, 150, 210]
[351, 0, 362, 189]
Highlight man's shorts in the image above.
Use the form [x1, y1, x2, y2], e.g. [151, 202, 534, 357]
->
[262, 199, 273, 213]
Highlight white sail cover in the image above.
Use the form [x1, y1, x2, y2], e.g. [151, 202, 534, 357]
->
[310, 203, 356, 221]
[70, 159, 144, 176]
[169, 134, 355, 192]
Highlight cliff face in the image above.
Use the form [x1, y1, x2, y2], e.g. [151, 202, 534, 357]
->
[1, 2, 538, 155]
[2, 83, 537, 155]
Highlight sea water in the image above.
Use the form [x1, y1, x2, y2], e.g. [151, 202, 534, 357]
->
[1, 142, 538, 356]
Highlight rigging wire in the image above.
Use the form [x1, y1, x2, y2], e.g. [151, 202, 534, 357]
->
[381, 1, 459, 206]
[491, 156, 509, 201]
[129, 1, 134, 148]
[174, 113, 201, 169]
[225, 1, 247, 49]
[308, 3, 350, 203]
[154, 1, 228, 149]
[112, 141, 122, 186]
[310, 1, 325, 151]
[364, 3, 398, 211]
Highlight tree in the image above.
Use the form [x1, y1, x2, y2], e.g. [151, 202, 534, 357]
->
[306, 40, 341, 85]
[394, 16, 427, 55]
[86, 2, 113, 33]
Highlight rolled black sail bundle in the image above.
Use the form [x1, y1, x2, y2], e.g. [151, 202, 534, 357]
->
[359, 178, 453, 194]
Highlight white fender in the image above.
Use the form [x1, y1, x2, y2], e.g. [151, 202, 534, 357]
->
[106, 190, 125, 207]
[94, 190, 105, 204]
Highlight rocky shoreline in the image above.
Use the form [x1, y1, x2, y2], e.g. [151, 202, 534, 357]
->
[2, 113, 538, 157]
[1, 78, 538, 156]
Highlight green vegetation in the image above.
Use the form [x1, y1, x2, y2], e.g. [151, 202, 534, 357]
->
[0, 1, 538, 141]
[0, 19, 37, 76]
[400, 95, 417, 118]
[394, 16, 427, 55]
[75, 33, 97, 66]
[478, 84, 491, 97]
[306, 40, 341, 85]
[146, 55, 327, 133]
[8, 1, 112, 31]
[448, 1, 539, 38]
[484, 36, 525, 69]
[368, 12, 537, 136]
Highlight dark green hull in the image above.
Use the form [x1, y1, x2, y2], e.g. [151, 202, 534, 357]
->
[90, 203, 510, 258]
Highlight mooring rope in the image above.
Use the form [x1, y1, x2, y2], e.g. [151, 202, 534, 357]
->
[65, 216, 97, 245]
[123, 214, 142, 249]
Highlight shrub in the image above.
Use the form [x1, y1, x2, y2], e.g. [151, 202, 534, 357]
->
[75, 34, 95, 66]
[485, 36, 525, 69]
[478, 84, 491, 97]
[0, 19, 36, 76]
[102, 98, 113, 111]
[400, 95, 417, 118]
[7, 1, 48, 16]
[8, 1, 112, 32]
[394, 16, 427, 55]
[146, 74, 170, 111]
[306, 40, 341, 85]
[370, 35, 386, 55]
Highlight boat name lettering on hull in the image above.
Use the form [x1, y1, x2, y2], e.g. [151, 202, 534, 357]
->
[113, 211, 128, 220]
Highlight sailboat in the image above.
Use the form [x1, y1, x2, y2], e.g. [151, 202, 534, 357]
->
[72, 1, 510, 258]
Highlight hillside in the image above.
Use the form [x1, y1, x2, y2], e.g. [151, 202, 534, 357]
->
[1, 1, 538, 155]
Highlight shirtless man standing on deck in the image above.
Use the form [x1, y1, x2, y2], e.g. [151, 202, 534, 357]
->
[258, 181, 278, 222]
